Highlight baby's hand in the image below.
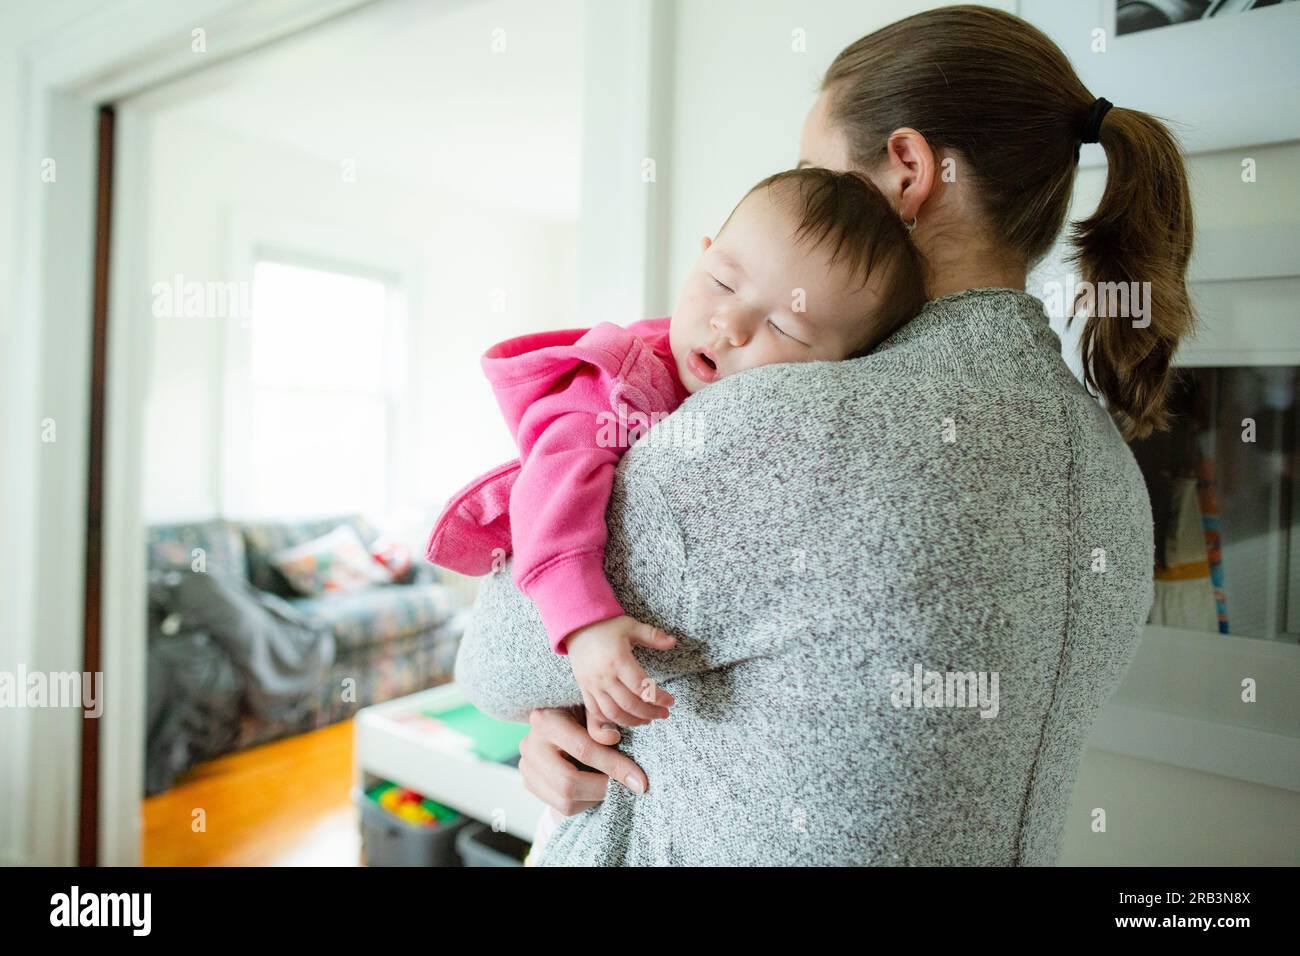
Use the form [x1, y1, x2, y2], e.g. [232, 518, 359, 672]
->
[564, 615, 678, 731]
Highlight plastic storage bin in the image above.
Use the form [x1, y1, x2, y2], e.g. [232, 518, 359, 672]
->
[455, 820, 530, 866]
[355, 785, 469, 867]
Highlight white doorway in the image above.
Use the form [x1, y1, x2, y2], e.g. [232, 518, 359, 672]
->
[3, 0, 669, 866]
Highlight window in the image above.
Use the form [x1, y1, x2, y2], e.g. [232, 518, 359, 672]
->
[245, 258, 398, 518]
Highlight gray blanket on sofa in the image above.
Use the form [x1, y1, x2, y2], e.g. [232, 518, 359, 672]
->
[166, 570, 336, 718]
[145, 570, 336, 794]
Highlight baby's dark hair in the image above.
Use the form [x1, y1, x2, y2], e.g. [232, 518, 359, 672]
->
[718, 167, 927, 357]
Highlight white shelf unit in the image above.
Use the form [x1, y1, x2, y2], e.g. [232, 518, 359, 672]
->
[353, 683, 545, 843]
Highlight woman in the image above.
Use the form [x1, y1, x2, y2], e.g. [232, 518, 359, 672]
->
[454, 5, 1192, 865]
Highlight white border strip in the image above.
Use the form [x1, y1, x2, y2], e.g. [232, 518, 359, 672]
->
[1089, 702, 1300, 793]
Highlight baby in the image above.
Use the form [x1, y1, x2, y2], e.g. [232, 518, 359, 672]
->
[427, 166, 925, 734]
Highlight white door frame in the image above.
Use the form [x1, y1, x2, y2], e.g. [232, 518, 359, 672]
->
[1, 0, 666, 866]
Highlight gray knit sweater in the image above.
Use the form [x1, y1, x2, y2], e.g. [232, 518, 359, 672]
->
[454, 288, 1154, 866]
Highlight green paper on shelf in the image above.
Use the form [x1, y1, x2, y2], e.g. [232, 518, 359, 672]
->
[422, 702, 529, 762]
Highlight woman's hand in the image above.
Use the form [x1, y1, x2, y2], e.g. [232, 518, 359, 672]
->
[518, 705, 650, 817]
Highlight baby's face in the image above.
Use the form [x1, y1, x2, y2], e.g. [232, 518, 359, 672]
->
[668, 188, 882, 394]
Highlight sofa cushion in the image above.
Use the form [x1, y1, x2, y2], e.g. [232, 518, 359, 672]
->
[243, 514, 379, 597]
[289, 582, 460, 653]
[272, 524, 392, 596]
[147, 520, 248, 579]
[310, 613, 467, 730]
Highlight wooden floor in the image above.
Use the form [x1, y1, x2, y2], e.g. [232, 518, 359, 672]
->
[142, 719, 361, 866]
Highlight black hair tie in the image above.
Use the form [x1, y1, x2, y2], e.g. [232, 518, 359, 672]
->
[1081, 97, 1113, 144]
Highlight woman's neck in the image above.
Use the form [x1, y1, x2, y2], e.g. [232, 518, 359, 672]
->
[915, 229, 1027, 300]
[925, 261, 1027, 300]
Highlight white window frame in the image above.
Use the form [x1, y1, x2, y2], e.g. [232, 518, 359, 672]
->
[222, 212, 420, 527]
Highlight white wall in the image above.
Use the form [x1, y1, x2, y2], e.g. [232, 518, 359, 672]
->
[139, 110, 579, 553]
[1061, 749, 1300, 865]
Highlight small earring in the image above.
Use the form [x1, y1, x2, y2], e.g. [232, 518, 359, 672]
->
[905, 217, 917, 234]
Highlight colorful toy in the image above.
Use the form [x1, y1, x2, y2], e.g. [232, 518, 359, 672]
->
[367, 782, 460, 828]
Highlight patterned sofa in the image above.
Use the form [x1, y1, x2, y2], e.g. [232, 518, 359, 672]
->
[146, 514, 467, 784]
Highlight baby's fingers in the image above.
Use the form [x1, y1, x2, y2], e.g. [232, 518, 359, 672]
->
[594, 689, 650, 728]
[605, 680, 668, 724]
[628, 622, 679, 652]
[617, 661, 674, 711]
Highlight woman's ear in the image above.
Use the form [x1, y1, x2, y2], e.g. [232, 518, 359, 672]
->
[880, 127, 937, 224]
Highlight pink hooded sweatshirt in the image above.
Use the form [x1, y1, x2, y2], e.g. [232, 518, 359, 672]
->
[425, 316, 688, 654]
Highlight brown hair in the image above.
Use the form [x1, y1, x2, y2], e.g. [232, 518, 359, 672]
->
[822, 4, 1194, 439]
[719, 167, 927, 358]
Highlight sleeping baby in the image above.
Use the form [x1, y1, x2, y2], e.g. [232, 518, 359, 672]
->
[427, 165, 925, 734]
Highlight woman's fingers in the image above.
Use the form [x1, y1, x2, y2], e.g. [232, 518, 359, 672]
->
[581, 691, 621, 745]
[519, 738, 606, 816]
[526, 707, 649, 801]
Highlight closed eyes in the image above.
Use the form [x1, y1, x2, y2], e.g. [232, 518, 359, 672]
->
[768, 318, 796, 341]
[709, 274, 807, 346]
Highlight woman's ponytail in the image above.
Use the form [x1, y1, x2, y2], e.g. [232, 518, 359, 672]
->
[1068, 106, 1195, 440]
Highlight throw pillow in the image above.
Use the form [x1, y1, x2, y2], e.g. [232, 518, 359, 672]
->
[369, 533, 412, 582]
[272, 524, 390, 595]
